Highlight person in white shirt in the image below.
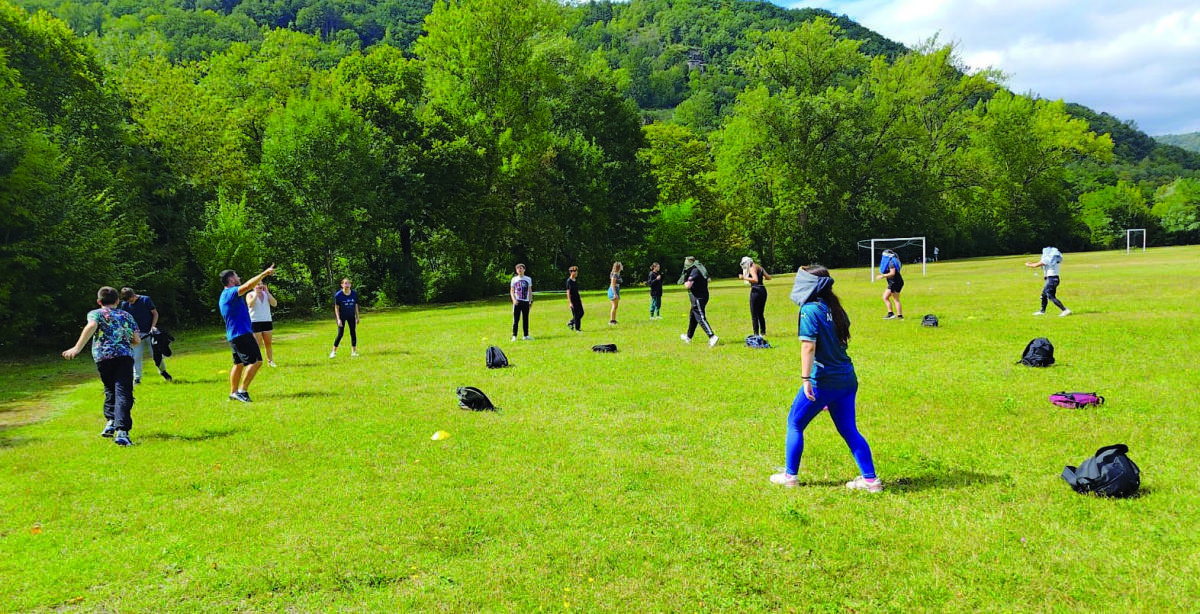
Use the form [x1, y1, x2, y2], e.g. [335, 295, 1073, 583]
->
[1025, 247, 1071, 317]
[510, 264, 533, 341]
[246, 282, 279, 366]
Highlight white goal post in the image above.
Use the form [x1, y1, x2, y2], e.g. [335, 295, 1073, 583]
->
[1125, 229, 1146, 254]
[860, 236, 926, 281]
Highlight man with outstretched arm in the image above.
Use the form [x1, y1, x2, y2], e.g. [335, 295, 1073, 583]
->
[219, 265, 276, 402]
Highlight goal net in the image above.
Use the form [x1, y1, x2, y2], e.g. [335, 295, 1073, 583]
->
[1125, 229, 1146, 254]
[857, 237, 927, 281]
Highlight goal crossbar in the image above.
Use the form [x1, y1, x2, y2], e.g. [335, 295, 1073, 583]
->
[861, 236, 926, 281]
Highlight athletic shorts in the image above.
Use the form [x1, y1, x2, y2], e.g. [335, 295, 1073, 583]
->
[229, 333, 263, 366]
[608, 287, 620, 300]
[251, 320, 273, 333]
[887, 278, 904, 293]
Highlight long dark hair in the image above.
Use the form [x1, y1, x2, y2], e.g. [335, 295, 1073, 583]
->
[802, 265, 851, 346]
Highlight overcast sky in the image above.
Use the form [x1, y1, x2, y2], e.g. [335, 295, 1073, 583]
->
[786, 0, 1200, 135]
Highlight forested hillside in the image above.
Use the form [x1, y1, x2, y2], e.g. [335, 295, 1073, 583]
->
[3, 0, 1199, 348]
[1156, 132, 1200, 153]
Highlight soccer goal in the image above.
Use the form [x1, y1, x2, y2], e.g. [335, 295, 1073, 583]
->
[857, 236, 927, 281]
[1125, 229, 1146, 254]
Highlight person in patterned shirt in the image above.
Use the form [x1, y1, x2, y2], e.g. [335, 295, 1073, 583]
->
[62, 286, 142, 446]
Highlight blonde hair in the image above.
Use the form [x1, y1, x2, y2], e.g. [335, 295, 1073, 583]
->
[611, 262, 623, 273]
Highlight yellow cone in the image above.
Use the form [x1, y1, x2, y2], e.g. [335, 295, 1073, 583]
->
[431, 431, 451, 441]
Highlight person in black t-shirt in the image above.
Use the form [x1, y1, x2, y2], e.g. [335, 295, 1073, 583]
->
[647, 262, 663, 319]
[330, 278, 360, 358]
[566, 266, 583, 332]
[119, 287, 170, 383]
[678, 256, 718, 346]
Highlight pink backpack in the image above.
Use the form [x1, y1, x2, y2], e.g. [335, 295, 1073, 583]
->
[1049, 391, 1105, 409]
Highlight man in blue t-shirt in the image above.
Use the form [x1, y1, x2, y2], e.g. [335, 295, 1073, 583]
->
[219, 265, 275, 403]
[119, 288, 170, 383]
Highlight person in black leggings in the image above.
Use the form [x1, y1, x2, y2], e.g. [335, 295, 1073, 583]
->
[330, 278, 360, 358]
[739, 256, 771, 336]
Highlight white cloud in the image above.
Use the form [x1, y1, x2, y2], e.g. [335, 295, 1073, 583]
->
[788, 0, 1200, 134]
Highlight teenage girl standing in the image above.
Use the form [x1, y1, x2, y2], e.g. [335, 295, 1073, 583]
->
[330, 278, 360, 358]
[739, 256, 771, 336]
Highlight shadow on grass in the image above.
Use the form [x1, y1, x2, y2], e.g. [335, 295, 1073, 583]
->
[272, 390, 335, 399]
[140, 427, 242, 442]
[167, 377, 226, 385]
[796, 469, 1010, 492]
[0, 434, 34, 448]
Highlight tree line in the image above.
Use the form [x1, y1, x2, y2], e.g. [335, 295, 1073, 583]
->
[2, 0, 1199, 348]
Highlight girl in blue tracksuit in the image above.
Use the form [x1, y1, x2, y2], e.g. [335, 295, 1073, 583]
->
[771, 265, 881, 492]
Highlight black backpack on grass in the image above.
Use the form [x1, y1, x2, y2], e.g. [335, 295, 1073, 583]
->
[921, 314, 939, 327]
[485, 345, 509, 369]
[592, 343, 618, 353]
[1061, 444, 1140, 498]
[1019, 337, 1055, 367]
[456, 386, 497, 411]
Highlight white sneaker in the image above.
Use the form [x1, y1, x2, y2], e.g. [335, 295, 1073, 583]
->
[524, 336, 533, 341]
[351, 350, 359, 357]
[845, 476, 883, 492]
[1032, 311, 1045, 316]
[769, 472, 799, 487]
[511, 336, 517, 342]
[708, 335, 719, 347]
[329, 351, 337, 359]
[268, 360, 277, 367]
[1059, 309, 1071, 317]
[680, 334, 691, 344]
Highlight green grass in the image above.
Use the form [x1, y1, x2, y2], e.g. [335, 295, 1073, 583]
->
[3, 247, 1199, 612]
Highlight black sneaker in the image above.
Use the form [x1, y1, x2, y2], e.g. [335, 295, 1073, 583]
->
[134, 377, 141, 385]
[100, 420, 116, 437]
[896, 315, 904, 320]
[161, 371, 173, 382]
[883, 313, 896, 320]
[114, 431, 132, 446]
[229, 392, 251, 403]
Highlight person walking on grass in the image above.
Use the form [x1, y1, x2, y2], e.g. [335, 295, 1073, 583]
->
[877, 249, 904, 320]
[1026, 247, 1071, 317]
[771, 265, 881, 492]
[647, 262, 663, 319]
[739, 256, 771, 337]
[330, 278, 360, 357]
[63, 287, 141, 446]
[119, 288, 170, 383]
[566, 266, 584, 332]
[220, 265, 275, 402]
[511, 264, 533, 341]
[247, 282, 278, 367]
[608, 262, 623, 325]
[679, 256, 718, 347]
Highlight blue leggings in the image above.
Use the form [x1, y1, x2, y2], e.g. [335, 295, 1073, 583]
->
[785, 383, 876, 478]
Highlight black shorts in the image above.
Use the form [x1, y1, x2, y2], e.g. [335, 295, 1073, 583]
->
[229, 333, 263, 366]
[251, 320, 274, 333]
[887, 278, 904, 293]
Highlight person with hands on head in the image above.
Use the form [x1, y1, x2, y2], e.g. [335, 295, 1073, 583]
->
[247, 282, 278, 366]
[219, 264, 275, 402]
[63, 286, 141, 446]
[330, 278, 360, 358]
[647, 262, 663, 319]
[738, 256, 772, 337]
[771, 265, 881, 492]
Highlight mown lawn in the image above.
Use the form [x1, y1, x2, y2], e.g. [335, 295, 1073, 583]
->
[2, 247, 1198, 612]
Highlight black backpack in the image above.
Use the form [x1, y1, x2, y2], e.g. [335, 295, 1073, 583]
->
[1061, 444, 1140, 498]
[921, 314, 939, 327]
[1019, 337, 1055, 367]
[485, 345, 509, 368]
[456, 386, 497, 411]
[744, 335, 771, 348]
[591, 343, 618, 353]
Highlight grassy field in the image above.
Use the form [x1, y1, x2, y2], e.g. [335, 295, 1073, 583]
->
[2, 247, 1199, 612]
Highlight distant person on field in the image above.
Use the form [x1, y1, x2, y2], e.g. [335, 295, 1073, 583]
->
[771, 265, 880, 492]
[647, 262, 663, 319]
[933, 246, 939, 262]
[608, 261, 623, 325]
[220, 265, 275, 402]
[511, 263, 533, 341]
[247, 282, 278, 367]
[679, 256, 718, 347]
[877, 249, 904, 320]
[62, 286, 141, 446]
[330, 278, 361, 357]
[1026, 247, 1071, 317]
[738, 256, 771, 336]
[566, 266, 583, 332]
[119, 287, 169, 383]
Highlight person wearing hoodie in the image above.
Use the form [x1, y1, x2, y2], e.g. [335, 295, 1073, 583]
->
[678, 256, 718, 347]
[1025, 247, 1071, 317]
[770, 265, 881, 492]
